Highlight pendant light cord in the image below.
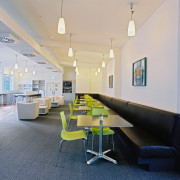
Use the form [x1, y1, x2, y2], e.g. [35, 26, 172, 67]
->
[61, 0, 64, 18]
[70, 33, 72, 48]
[130, 3, 134, 20]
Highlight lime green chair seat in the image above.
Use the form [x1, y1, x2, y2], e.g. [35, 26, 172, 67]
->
[90, 127, 115, 135]
[61, 129, 87, 141]
[56, 111, 87, 166]
[68, 103, 78, 129]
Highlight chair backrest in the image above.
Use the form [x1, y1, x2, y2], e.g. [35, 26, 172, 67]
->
[60, 111, 67, 131]
[86, 101, 98, 107]
[89, 106, 104, 115]
[92, 108, 108, 116]
[69, 103, 73, 115]
[72, 99, 75, 106]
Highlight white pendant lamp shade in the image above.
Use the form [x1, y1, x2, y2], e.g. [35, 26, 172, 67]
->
[109, 39, 114, 58]
[128, 20, 135, 36]
[109, 49, 114, 58]
[73, 59, 76, 67]
[25, 67, 28, 72]
[58, 0, 65, 34]
[33, 70, 36, 75]
[15, 55, 18, 69]
[75, 67, 78, 72]
[68, 34, 73, 57]
[20, 72, 22, 77]
[68, 48, 73, 57]
[11, 70, 14, 75]
[98, 67, 100, 73]
[95, 72, 97, 76]
[58, 18, 65, 34]
[15, 63, 18, 69]
[77, 71, 79, 76]
[128, 3, 135, 37]
[102, 61, 105, 68]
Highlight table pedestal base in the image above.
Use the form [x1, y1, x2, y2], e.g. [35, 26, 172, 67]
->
[87, 149, 117, 165]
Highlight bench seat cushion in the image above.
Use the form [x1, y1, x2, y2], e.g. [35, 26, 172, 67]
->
[119, 126, 176, 158]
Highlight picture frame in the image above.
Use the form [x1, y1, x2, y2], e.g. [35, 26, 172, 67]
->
[132, 57, 147, 86]
[109, 75, 113, 88]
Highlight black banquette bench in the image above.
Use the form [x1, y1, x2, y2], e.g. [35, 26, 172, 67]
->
[76, 93, 180, 171]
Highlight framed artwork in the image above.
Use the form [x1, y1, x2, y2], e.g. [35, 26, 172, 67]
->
[109, 75, 113, 88]
[132, 57, 147, 86]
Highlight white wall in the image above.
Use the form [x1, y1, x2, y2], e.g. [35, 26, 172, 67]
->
[121, 0, 179, 112]
[76, 67, 102, 94]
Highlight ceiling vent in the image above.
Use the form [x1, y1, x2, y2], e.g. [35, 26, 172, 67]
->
[0, 33, 18, 44]
[52, 70, 59, 72]
[22, 53, 36, 57]
[36, 62, 46, 64]
[46, 67, 53, 69]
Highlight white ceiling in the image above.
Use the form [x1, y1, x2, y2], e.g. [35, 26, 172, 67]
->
[0, 0, 166, 68]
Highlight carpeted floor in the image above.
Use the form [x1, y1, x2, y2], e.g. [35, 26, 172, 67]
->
[0, 104, 180, 180]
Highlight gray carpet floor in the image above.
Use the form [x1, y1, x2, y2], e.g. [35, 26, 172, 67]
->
[0, 104, 180, 180]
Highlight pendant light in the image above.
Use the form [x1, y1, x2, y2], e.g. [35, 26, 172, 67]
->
[68, 34, 73, 57]
[75, 67, 78, 72]
[98, 68, 100, 73]
[11, 68, 14, 75]
[58, 0, 66, 34]
[109, 38, 114, 58]
[25, 60, 28, 72]
[73, 59, 76, 67]
[102, 54, 105, 68]
[73, 52, 77, 67]
[20, 72, 23, 77]
[14, 55, 18, 69]
[77, 71, 79, 76]
[128, 3, 135, 37]
[32, 65, 36, 75]
[95, 72, 97, 76]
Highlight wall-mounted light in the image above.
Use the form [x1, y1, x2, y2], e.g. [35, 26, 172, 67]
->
[128, 3, 135, 36]
[68, 34, 73, 57]
[58, 0, 66, 34]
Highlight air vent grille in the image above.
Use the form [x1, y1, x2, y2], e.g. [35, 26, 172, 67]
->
[22, 53, 35, 57]
[0, 37, 15, 43]
[36, 62, 46, 64]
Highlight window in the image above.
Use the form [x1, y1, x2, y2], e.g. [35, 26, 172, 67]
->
[3, 74, 13, 91]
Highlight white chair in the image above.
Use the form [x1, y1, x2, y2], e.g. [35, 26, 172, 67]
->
[17, 102, 40, 120]
[44, 96, 52, 110]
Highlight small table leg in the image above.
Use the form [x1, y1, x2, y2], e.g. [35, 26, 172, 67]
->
[87, 125, 117, 165]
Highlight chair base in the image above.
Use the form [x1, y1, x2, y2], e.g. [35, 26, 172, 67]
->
[87, 149, 117, 165]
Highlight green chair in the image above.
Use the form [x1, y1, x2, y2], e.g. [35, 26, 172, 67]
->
[68, 103, 78, 129]
[86, 101, 99, 107]
[91, 108, 115, 151]
[73, 99, 83, 107]
[56, 111, 87, 166]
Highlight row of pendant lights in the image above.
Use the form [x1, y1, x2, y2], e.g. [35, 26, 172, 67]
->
[57, 1, 135, 75]
[10, 56, 36, 76]
[57, 0, 136, 36]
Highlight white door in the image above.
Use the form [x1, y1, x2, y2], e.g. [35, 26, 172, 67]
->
[46, 83, 61, 96]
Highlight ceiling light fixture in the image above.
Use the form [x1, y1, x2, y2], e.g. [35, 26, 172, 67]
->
[109, 38, 114, 58]
[95, 72, 97, 76]
[58, 0, 66, 34]
[68, 34, 73, 57]
[33, 65, 36, 75]
[102, 54, 105, 68]
[25, 60, 28, 72]
[14, 55, 18, 69]
[77, 71, 79, 76]
[128, 3, 135, 37]
[11, 69, 14, 75]
[20, 72, 23, 77]
[73, 59, 77, 67]
[75, 67, 78, 72]
[98, 67, 100, 73]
